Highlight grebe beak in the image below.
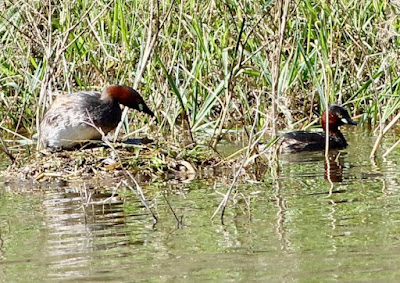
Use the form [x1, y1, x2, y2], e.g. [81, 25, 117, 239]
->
[144, 107, 155, 118]
[138, 103, 154, 117]
[342, 117, 357, 125]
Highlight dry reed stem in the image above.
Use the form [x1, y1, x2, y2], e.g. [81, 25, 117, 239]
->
[35, 1, 112, 150]
[370, 111, 400, 158]
[382, 137, 400, 158]
[0, 131, 15, 163]
[114, 0, 176, 140]
[211, 101, 260, 223]
[123, 179, 158, 224]
[211, 18, 246, 149]
[85, 113, 158, 223]
[271, 0, 290, 139]
[163, 193, 183, 228]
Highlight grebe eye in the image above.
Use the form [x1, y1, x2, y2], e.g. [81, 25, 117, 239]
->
[138, 104, 144, 111]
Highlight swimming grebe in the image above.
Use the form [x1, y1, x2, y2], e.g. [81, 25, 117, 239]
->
[281, 105, 356, 153]
[39, 84, 154, 149]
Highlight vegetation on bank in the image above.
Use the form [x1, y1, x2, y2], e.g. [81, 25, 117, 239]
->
[1, 0, 400, 168]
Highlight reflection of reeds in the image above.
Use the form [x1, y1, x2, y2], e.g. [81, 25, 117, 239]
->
[42, 186, 145, 279]
[1, 0, 399, 159]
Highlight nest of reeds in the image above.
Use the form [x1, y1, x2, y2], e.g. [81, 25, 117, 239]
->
[2, 140, 224, 184]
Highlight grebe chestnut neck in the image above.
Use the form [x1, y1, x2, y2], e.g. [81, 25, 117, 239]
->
[39, 84, 154, 149]
[281, 105, 356, 153]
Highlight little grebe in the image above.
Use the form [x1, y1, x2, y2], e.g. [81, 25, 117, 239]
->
[39, 84, 154, 149]
[281, 105, 356, 153]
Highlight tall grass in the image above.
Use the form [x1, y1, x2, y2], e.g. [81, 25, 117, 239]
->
[0, 0, 399, 157]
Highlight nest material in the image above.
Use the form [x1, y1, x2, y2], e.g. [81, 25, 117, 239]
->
[3, 142, 222, 184]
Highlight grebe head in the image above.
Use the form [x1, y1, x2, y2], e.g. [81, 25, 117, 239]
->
[102, 85, 154, 117]
[321, 104, 356, 131]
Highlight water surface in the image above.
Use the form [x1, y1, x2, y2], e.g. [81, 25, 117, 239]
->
[1, 128, 400, 281]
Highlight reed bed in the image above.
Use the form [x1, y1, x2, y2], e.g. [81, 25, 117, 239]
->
[1, 0, 400, 167]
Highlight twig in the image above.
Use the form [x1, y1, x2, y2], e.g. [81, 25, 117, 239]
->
[0, 124, 32, 142]
[163, 193, 183, 228]
[84, 113, 158, 224]
[123, 179, 158, 224]
[0, 131, 15, 163]
[211, 102, 259, 223]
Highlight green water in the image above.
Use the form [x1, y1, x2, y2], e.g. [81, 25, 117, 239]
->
[1, 129, 400, 281]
